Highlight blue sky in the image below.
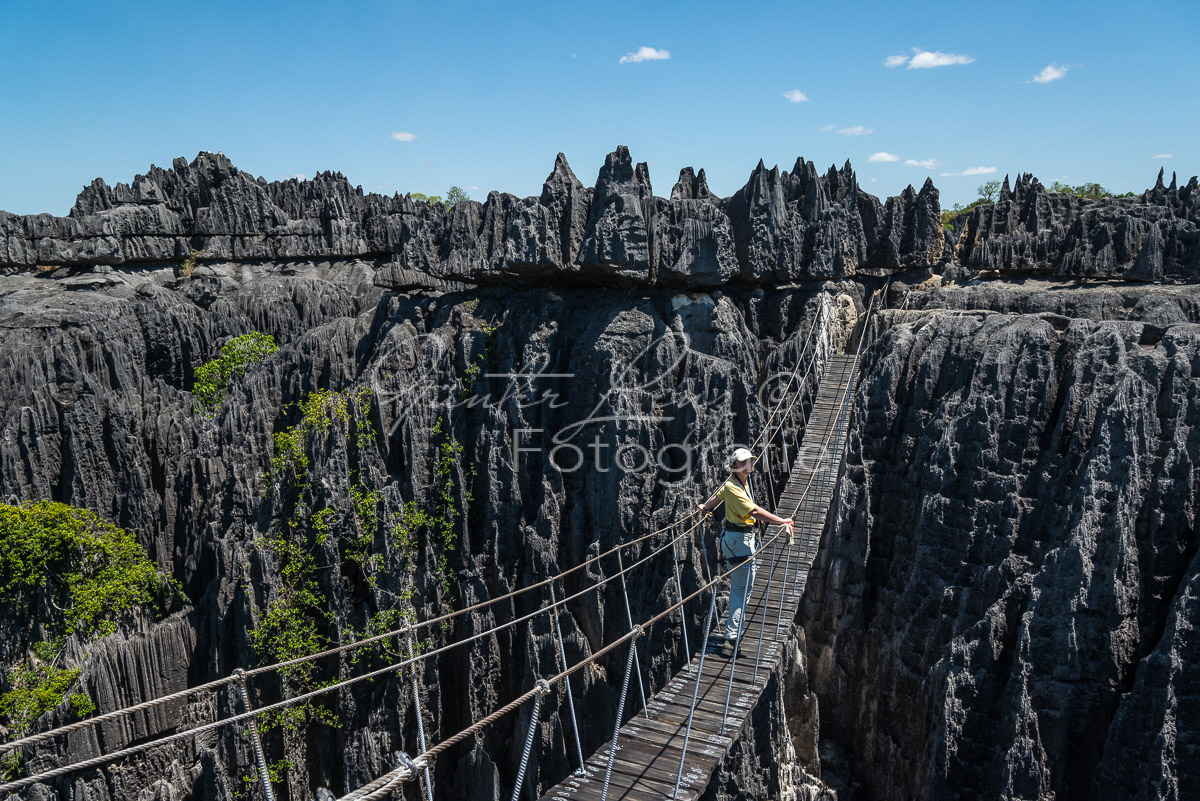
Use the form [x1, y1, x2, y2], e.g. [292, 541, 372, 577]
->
[1, 0, 1195, 215]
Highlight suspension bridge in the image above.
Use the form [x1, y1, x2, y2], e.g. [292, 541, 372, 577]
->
[0, 289, 882, 801]
[536, 353, 861, 801]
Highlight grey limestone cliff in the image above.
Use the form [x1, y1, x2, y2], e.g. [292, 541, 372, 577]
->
[952, 171, 1200, 281]
[1, 148, 946, 287]
[798, 282, 1200, 800]
[1, 149, 1198, 801]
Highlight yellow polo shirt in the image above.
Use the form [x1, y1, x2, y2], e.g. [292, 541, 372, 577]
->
[719, 477, 756, 527]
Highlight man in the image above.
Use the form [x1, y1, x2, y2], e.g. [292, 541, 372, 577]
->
[697, 447, 794, 658]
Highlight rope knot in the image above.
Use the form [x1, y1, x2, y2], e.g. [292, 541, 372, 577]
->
[535, 679, 552, 697]
[632, 625, 645, 640]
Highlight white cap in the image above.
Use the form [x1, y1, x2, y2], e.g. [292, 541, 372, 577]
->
[727, 447, 756, 469]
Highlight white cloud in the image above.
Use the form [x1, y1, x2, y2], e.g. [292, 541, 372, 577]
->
[907, 49, 974, 69]
[819, 124, 837, 132]
[619, 46, 670, 64]
[390, 131, 419, 142]
[1033, 64, 1069, 83]
[883, 54, 909, 68]
[1153, 153, 1174, 159]
[469, 185, 481, 191]
[940, 166, 998, 176]
[868, 152, 900, 163]
[838, 125, 873, 136]
[905, 158, 943, 169]
[783, 89, 809, 103]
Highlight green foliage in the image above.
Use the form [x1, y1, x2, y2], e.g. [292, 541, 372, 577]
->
[0, 500, 174, 638]
[248, 528, 338, 735]
[30, 640, 62, 663]
[269, 387, 372, 484]
[347, 486, 382, 578]
[2, 752, 19, 782]
[409, 192, 443, 205]
[391, 416, 468, 596]
[460, 363, 482, 398]
[253, 386, 381, 736]
[250, 533, 329, 684]
[69, 692, 97, 718]
[194, 332, 278, 410]
[267, 759, 294, 784]
[348, 608, 409, 667]
[1047, 181, 1135, 200]
[0, 502, 168, 742]
[445, 186, 469, 208]
[940, 176, 1134, 231]
[941, 199, 988, 230]
[0, 663, 82, 732]
[240, 758, 296, 791]
[392, 501, 428, 568]
[350, 486, 379, 535]
[0, 639, 98, 759]
[310, 507, 337, 545]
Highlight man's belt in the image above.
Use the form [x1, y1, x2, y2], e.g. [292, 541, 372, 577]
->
[723, 522, 754, 532]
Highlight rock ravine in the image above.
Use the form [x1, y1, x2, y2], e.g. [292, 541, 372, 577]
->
[0, 150, 1196, 801]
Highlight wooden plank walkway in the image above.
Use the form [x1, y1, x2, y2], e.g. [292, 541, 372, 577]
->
[539, 355, 860, 801]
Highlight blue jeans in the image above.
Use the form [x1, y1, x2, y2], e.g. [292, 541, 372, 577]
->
[720, 528, 757, 641]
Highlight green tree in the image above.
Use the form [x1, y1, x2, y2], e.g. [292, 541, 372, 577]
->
[977, 180, 1002, 203]
[445, 186, 469, 208]
[409, 192, 443, 205]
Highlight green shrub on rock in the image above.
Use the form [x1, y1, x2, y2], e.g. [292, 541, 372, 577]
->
[0, 500, 175, 637]
[0, 663, 82, 733]
[194, 332, 279, 410]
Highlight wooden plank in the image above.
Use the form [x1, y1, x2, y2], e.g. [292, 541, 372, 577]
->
[592, 744, 696, 788]
[644, 686, 756, 723]
[622, 719, 734, 753]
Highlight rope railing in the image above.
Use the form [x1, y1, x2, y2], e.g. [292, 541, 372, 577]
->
[0, 292, 835, 767]
[354, 415, 852, 797]
[675, 285, 882, 798]
[0, 289, 849, 800]
[0, 372, 818, 795]
[338, 293, 874, 799]
[0, 515, 703, 795]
